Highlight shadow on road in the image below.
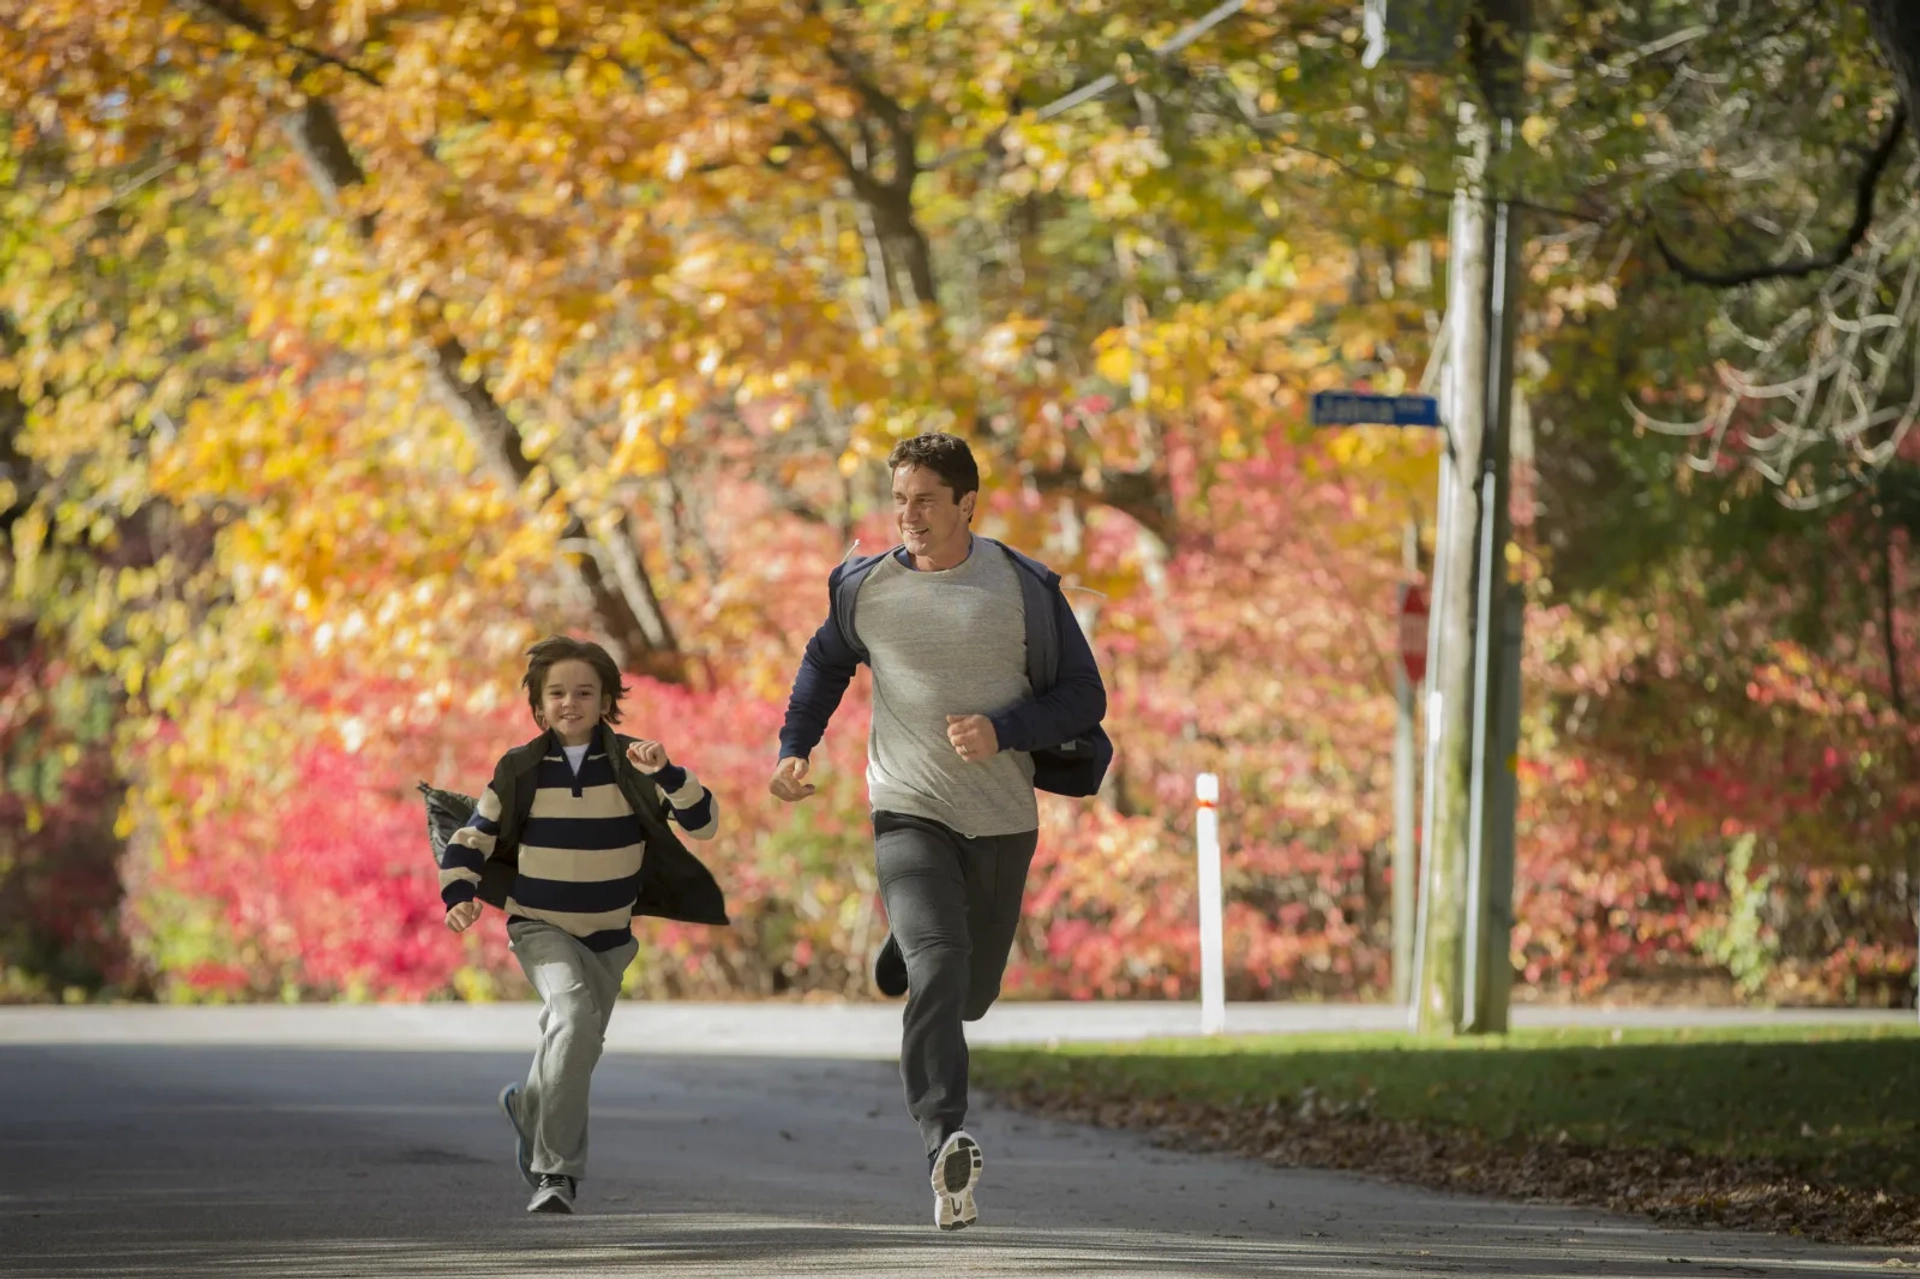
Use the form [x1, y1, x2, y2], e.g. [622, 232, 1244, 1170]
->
[0, 1042, 1897, 1278]
[10, 1214, 1858, 1278]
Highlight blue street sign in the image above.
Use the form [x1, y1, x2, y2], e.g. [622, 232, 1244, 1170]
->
[1310, 392, 1442, 428]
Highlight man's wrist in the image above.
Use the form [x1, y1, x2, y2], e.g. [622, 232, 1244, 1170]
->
[986, 712, 1021, 752]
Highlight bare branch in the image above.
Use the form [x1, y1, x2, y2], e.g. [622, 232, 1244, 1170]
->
[279, 96, 682, 669]
[1030, 463, 1176, 545]
[186, 0, 385, 88]
[1650, 108, 1908, 288]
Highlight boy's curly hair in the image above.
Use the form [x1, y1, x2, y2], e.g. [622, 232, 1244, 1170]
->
[522, 636, 628, 726]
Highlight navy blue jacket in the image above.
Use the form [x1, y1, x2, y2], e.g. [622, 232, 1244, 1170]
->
[778, 539, 1113, 798]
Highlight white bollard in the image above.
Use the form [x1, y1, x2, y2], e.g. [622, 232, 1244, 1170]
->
[1195, 773, 1226, 1035]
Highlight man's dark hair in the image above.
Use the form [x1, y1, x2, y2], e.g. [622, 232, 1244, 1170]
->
[522, 636, 628, 726]
[886, 431, 980, 502]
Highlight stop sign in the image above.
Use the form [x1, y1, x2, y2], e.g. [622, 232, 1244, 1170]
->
[1397, 582, 1430, 684]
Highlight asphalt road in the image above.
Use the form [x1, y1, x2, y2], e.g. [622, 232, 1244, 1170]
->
[1, 1006, 1910, 1278]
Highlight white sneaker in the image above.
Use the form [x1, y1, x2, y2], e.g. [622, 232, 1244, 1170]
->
[930, 1130, 983, 1231]
[528, 1173, 576, 1214]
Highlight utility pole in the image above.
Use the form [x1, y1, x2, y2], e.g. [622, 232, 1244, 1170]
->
[1460, 0, 1530, 1037]
[1374, 0, 1530, 1034]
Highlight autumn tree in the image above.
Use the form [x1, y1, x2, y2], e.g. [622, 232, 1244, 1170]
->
[3, 0, 1909, 1004]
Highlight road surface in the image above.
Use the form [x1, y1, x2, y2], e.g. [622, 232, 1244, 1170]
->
[1, 1004, 1908, 1278]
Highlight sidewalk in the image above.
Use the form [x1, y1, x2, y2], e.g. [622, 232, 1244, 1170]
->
[0, 999, 1905, 1055]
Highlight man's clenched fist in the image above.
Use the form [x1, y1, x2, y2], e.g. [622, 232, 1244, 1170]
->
[946, 714, 999, 763]
[769, 755, 817, 802]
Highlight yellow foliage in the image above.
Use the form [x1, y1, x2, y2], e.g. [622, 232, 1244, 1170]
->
[0, 1, 1445, 982]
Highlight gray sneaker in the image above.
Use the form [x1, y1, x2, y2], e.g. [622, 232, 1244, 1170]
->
[930, 1130, 983, 1231]
[528, 1172, 576, 1214]
[499, 1083, 535, 1188]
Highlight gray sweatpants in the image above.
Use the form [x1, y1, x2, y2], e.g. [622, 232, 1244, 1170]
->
[508, 918, 638, 1180]
[874, 810, 1039, 1156]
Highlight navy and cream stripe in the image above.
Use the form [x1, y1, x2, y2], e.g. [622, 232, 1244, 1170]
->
[439, 744, 719, 950]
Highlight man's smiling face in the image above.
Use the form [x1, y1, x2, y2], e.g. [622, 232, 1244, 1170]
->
[893, 464, 974, 566]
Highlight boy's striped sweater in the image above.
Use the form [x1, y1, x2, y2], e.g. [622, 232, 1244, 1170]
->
[439, 738, 719, 951]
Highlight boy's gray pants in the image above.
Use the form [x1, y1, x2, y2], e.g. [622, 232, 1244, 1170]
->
[874, 811, 1038, 1156]
[508, 918, 638, 1180]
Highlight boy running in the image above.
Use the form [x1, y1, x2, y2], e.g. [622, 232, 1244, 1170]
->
[439, 637, 727, 1214]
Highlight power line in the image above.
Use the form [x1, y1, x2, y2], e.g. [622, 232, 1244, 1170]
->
[1031, 0, 1249, 122]
[930, 0, 1251, 170]
[972, 1, 1613, 227]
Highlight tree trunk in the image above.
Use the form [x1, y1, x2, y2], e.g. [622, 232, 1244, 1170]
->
[281, 98, 680, 675]
[1867, 0, 1920, 134]
[869, 187, 936, 311]
[1884, 522, 1908, 719]
[0, 314, 27, 534]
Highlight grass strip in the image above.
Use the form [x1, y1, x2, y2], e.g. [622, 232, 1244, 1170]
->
[975, 1023, 1920, 1244]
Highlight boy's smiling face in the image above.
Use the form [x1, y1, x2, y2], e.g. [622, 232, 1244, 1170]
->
[539, 658, 612, 746]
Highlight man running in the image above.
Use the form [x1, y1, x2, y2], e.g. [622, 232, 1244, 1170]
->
[769, 431, 1110, 1231]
